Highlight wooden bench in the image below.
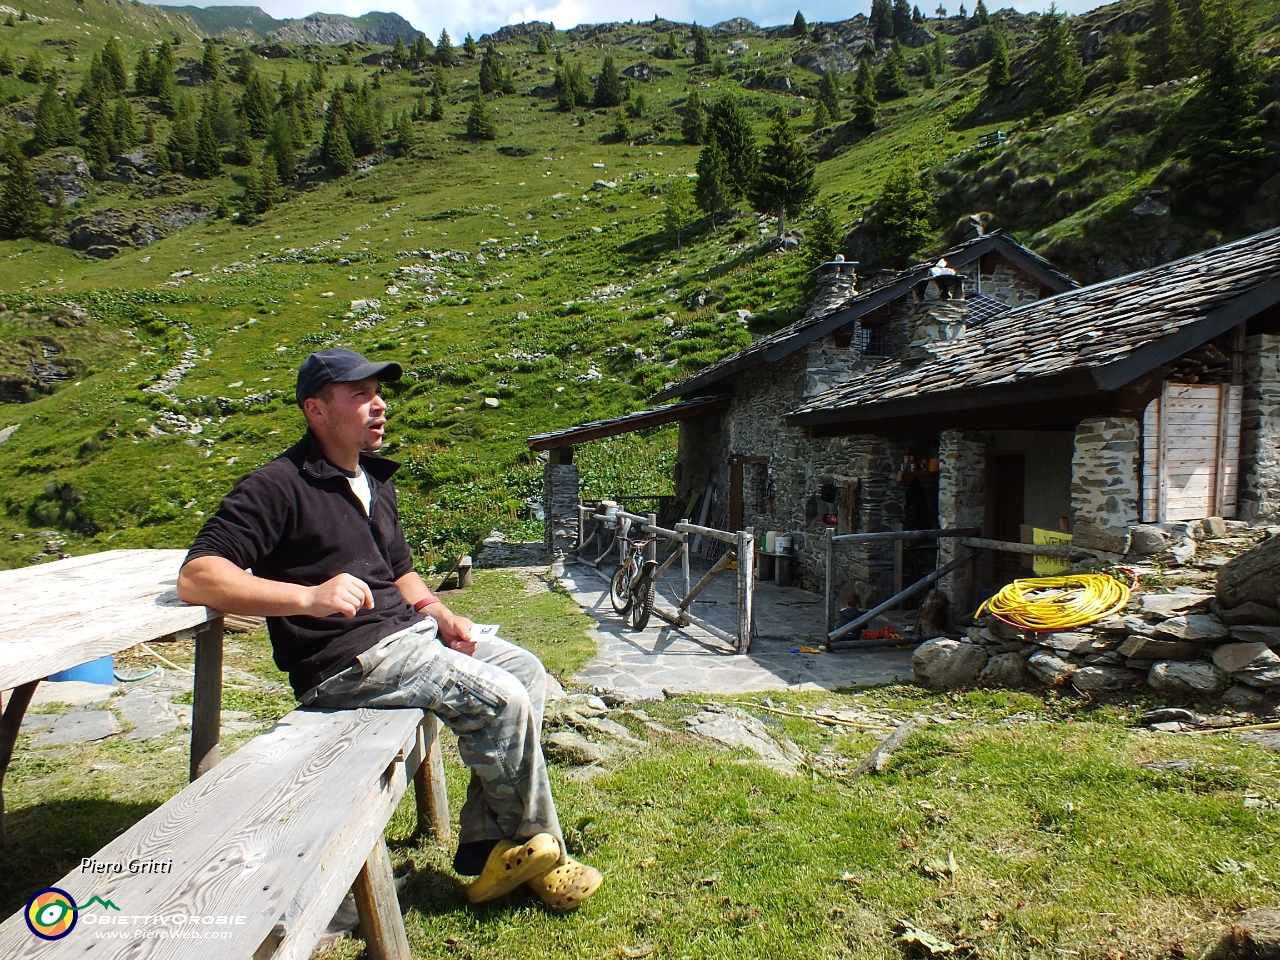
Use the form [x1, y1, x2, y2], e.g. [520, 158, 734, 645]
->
[0, 707, 451, 959]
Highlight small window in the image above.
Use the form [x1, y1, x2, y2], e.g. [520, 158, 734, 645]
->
[860, 321, 888, 356]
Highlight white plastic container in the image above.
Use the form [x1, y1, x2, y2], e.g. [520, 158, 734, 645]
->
[775, 534, 792, 554]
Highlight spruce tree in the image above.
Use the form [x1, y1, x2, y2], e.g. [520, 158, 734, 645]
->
[1140, 0, 1187, 84]
[707, 96, 759, 198]
[479, 45, 501, 94]
[613, 108, 630, 142]
[852, 59, 877, 127]
[166, 95, 197, 171]
[818, 68, 841, 121]
[346, 82, 378, 156]
[201, 38, 223, 83]
[436, 29, 455, 67]
[1030, 5, 1084, 114]
[663, 172, 695, 246]
[391, 35, 407, 68]
[240, 157, 261, 215]
[930, 35, 946, 73]
[913, 5, 924, 23]
[395, 109, 415, 154]
[153, 41, 177, 115]
[267, 110, 296, 182]
[537, 31, 552, 55]
[111, 97, 138, 151]
[593, 54, 624, 107]
[258, 152, 279, 210]
[433, 61, 450, 97]
[322, 106, 354, 174]
[0, 144, 40, 238]
[748, 112, 816, 236]
[973, 0, 990, 24]
[464, 33, 478, 58]
[233, 118, 253, 164]
[412, 35, 429, 65]
[986, 24, 1010, 90]
[240, 68, 272, 137]
[681, 87, 706, 143]
[691, 23, 711, 64]
[18, 49, 42, 83]
[1103, 31, 1134, 85]
[0, 49, 13, 76]
[1180, 0, 1267, 190]
[133, 46, 152, 94]
[793, 11, 807, 37]
[804, 205, 845, 275]
[31, 81, 61, 153]
[193, 103, 221, 177]
[878, 167, 933, 264]
[893, 0, 913, 39]
[466, 95, 496, 139]
[102, 37, 127, 91]
[870, 0, 893, 39]
[813, 99, 831, 129]
[58, 93, 78, 145]
[694, 141, 732, 229]
[875, 41, 910, 100]
[430, 86, 445, 120]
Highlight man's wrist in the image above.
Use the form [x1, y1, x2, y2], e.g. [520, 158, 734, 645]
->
[412, 594, 440, 613]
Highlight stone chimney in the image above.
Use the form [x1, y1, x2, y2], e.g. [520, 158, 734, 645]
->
[805, 255, 858, 319]
[902, 258, 970, 363]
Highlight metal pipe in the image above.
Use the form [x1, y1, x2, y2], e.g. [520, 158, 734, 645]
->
[827, 550, 973, 645]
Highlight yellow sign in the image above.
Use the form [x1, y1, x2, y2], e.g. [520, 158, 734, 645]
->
[1032, 528, 1072, 576]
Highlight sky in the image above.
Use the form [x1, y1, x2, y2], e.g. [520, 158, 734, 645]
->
[206, 0, 1113, 42]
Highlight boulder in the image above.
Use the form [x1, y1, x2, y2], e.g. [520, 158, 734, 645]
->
[1096, 614, 1153, 636]
[1071, 665, 1143, 693]
[543, 730, 619, 765]
[1217, 602, 1280, 626]
[1170, 537, 1197, 564]
[1216, 535, 1280, 607]
[978, 652, 1030, 687]
[913, 638, 988, 689]
[1027, 650, 1077, 685]
[1201, 907, 1280, 960]
[681, 707, 803, 775]
[1129, 524, 1170, 556]
[1041, 631, 1095, 654]
[1141, 592, 1213, 618]
[1152, 615, 1229, 642]
[1117, 635, 1205, 660]
[1070, 520, 1130, 555]
[622, 61, 672, 82]
[1229, 624, 1280, 649]
[1147, 661, 1226, 697]
[1212, 642, 1280, 690]
[1203, 516, 1229, 538]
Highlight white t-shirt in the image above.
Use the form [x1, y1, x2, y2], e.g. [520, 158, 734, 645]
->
[347, 469, 372, 515]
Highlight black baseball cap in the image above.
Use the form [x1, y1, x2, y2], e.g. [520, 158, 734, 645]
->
[296, 348, 403, 407]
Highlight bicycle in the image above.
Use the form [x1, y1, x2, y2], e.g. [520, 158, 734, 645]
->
[609, 534, 658, 630]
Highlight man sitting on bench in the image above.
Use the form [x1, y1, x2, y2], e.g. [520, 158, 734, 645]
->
[176, 347, 602, 911]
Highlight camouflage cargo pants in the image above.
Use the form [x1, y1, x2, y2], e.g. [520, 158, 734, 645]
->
[303, 618, 565, 859]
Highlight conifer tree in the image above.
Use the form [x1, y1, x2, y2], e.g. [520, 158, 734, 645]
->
[930, 35, 946, 73]
[111, 96, 138, 151]
[0, 144, 40, 238]
[391, 35, 407, 68]
[613, 108, 630, 142]
[309, 59, 325, 92]
[973, 0, 990, 23]
[433, 61, 450, 97]
[58, 93, 78, 145]
[166, 95, 197, 171]
[707, 96, 759, 198]
[852, 59, 877, 127]
[253, 153, 279, 212]
[870, 0, 893, 38]
[49, 184, 64, 227]
[31, 81, 61, 153]
[1030, 5, 1084, 114]
[804, 204, 845, 275]
[394, 109, 415, 154]
[321, 95, 355, 174]
[193, 102, 221, 177]
[102, 37, 127, 91]
[875, 40, 910, 99]
[233, 118, 253, 164]
[346, 82, 379, 155]
[812, 98, 831, 129]
[663, 172, 695, 247]
[412, 34, 429, 65]
[267, 110, 295, 182]
[691, 23, 711, 64]
[0, 48, 14, 76]
[694, 141, 732, 229]
[681, 87, 706, 143]
[430, 86, 445, 120]
[152, 40, 176, 115]
[479, 44, 501, 94]
[78, 51, 110, 105]
[240, 67, 272, 137]
[201, 38, 223, 83]
[986, 23, 1010, 90]
[914, 5, 924, 23]
[818, 68, 841, 121]
[893, 0, 913, 39]
[466, 95, 496, 139]
[749, 111, 816, 236]
[436, 29, 455, 66]
[464, 33, 478, 58]
[1140, 0, 1187, 84]
[537, 31, 552, 55]
[133, 46, 151, 94]
[793, 11, 807, 37]
[594, 54, 624, 107]
[878, 167, 933, 264]
[18, 49, 42, 83]
[555, 66, 574, 111]
[1103, 30, 1134, 84]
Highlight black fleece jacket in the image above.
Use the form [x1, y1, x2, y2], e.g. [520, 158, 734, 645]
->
[184, 432, 425, 695]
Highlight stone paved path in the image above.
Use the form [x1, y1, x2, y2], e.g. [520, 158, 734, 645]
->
[555, 558, 914, 698]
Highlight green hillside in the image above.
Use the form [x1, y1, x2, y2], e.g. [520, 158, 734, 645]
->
[0, 0, 1276, 571]
[157, 5, 285, 39]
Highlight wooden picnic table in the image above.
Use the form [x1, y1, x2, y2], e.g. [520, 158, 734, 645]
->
[0, 549, 225, 845]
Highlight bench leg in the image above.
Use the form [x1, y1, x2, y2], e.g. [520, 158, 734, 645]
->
[413, 714, 452, 841]
[0, 680, 39, 847]
[352, 835, 412, 960]
[190, 616, 225, 782]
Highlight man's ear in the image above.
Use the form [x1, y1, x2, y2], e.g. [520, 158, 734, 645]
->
[302, 396, 326, 426]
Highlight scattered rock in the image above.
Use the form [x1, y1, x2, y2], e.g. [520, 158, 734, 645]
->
[1117, 635, 1205, 660]
[1213, 643, 1280, 690]
[978, 652, 1030, 687]
[1129, 524, 1170, 556]
[1201, 907, 1280, 960]
[1218, 603, 1280, 627]
[115, 688, 181, 741]
[1026, 650, 1077, 685]
[30, 709, 122, 746]
[1217, 535, 1280, 608]
[682, 706, 803, 776]
[1040, 631, 1095, 654]
[1140, 707, 1199, 725]
[1152, 615, 1229, 642]
[1229, 624, 1280, 649]
[1170, 537, 1197, 564]
[1071, 665, 1143, 693]
[543, 730, 619, 765]
[1141, 592, 1214, 618]
[1221, 685, 1267, 711]
[622, 61, 672, 82]
[913, 638, 988, 689]
[1147, 661, 1227, 697]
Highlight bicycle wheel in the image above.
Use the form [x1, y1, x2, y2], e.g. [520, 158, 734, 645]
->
[630, 571, 655, 630]
[609, 564, 632, 614]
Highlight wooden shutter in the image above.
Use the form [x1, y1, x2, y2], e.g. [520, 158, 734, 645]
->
[1147, 383, 1242, 522]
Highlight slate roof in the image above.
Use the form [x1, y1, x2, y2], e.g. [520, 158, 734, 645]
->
[788, 226, 1280, 429]
[526, 396, 730, 449]
[651, 231, 1077, 403]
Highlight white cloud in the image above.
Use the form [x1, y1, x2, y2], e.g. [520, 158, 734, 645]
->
[217, 0, 1115, 42]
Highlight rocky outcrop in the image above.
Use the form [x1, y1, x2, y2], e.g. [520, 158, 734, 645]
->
[622, 61, 672, 82]
[33, 154, 91, 206]
[267, 12, 421, 46]
[63, 204, 213, 259]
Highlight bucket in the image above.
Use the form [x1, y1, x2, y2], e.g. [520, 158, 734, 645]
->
[48, 655, 114, 685]
[775, 534, 792, 554]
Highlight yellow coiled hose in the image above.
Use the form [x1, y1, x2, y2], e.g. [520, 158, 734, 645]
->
[975, 573, 1132, 632]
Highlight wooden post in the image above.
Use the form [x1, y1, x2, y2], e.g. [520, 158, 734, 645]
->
[413, 714, 451, 840]
[352, 835, 413, 960]
[824, 527, 835, 634]
[646, 513, 658, 565]
[680, 519, 691, 600]
[737, 527, 754, 654]
[576, 504, 585, 551]
[678, 550, 736, 611]
[0, 679, 38, 846]
[892, 521, 904, 610]
[190, 615, 225, 782]
[458, 555, 473, 588]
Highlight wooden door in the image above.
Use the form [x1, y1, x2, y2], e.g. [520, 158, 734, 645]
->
[1143, 383, 1241, 522]
[986, 454, 1026, 584]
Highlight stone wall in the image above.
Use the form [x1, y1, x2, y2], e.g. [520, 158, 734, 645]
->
[1070, 417, 1140, 553]
[543, 462, 579, 557]
[937, 430, 987, 606]
[978, 258, 1045, 307]
[1240, 333, 1280, 523]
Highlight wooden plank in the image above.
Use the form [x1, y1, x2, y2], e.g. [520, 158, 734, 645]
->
[675, 520, 736, 545]
[830, 527, 980, 544]
[0, 550, 219, 692]
[1142, 397, 1159, 523]
[0, 707, 424, 959]
[1158, 381, 1171, 522]
[351, 837, 412, 960]
[1221, 384, 1242, 516]
[190, 617, 224, 782]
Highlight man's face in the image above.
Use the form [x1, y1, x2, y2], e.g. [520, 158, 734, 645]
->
[305, 377, 387, 455]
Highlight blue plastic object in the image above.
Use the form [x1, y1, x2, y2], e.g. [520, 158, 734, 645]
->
[48, 655, 115, 685]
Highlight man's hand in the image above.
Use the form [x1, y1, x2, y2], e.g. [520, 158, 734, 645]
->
[437, 612, 476, 656]
[305, 573, 375, 618]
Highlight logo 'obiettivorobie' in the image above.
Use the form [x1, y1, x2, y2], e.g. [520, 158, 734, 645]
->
[24, 889, 120, 941]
